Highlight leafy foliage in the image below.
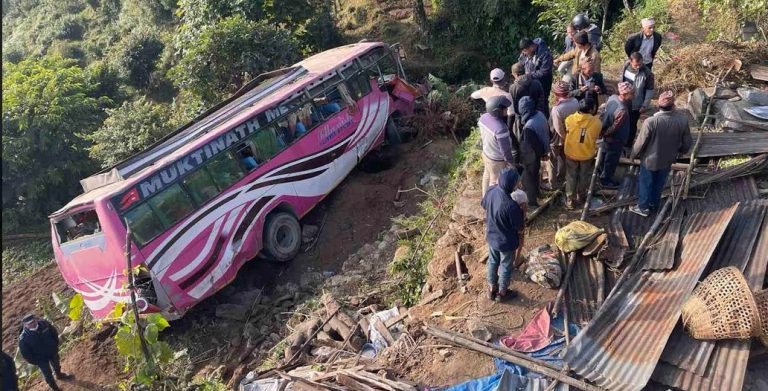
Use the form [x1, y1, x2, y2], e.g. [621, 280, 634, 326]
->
[1, 239, 53, 283]
[532, 0, 602, 41]
[87, 97, 175, 167]
[2, 56, 110, 232]
[697, 0, 768, 39]
[110, 29, 165, 89]
[169, 15, 300, 103]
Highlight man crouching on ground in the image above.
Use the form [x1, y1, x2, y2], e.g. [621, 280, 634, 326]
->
[481, 168, 525, 302]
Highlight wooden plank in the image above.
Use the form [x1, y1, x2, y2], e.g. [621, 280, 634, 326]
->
[347, 370, 417, 391]
[416, 289, 444, 306]
[371, 318, 395, 346]
[336, 373, 377, 391]
[750, 64, 768, 82]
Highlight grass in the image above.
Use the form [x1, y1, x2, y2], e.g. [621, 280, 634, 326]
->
[2, 238, 54, 284]
[388, 130, 482, 306]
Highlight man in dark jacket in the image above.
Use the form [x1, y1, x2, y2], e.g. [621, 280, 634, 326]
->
[519, 37, 554, 98]
[621, 52, 655, 148]
[624, 17, 663, 71]
[518, 96, 549, 208]
[569, 60, 607, 114]
[481, 168, 525, 301]
[2, 350, 19, 391]
[18, 314, 71, 390]
[629, 91, 692, 216]
[600, 82, 634, 188]
[509, 62, 548, 120]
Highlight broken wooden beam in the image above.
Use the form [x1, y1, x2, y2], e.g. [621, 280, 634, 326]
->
[423, 325, 603, 391]
[618, 157, 691, 171]
[526, 190, 562, 225]
[371, 317, 396, 346]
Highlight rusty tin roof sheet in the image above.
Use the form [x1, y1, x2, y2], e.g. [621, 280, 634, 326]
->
[563, 205, 737, 391]
[683, 132, 768, 158]
[659, 201, 767, 375]
[567, 255, 606, 326]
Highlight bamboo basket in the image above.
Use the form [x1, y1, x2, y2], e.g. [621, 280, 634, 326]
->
[755, 289, 768, 347]
[681, 267, 760, 340]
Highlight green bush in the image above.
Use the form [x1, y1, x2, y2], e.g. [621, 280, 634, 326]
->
[110, 29, 165, 89]
[170, 15, 300, 104]
[87, 97, 175, 167]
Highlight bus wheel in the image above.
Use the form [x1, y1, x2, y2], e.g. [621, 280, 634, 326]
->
[263, 212, 301, 262]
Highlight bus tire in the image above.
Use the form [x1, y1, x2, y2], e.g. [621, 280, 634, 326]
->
[262, 211, 301, 262]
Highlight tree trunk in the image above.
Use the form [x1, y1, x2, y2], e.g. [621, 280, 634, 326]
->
[413, 0, 429, 36]
[623, 0, 632, 13]
[601, 2, 609, 32]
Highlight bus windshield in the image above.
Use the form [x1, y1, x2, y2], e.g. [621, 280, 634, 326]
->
[55, 209, 102, 243]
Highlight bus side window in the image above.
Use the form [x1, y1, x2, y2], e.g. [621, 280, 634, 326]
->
[251, 126, 284, 162]
[183, 168, 220, 205]
[124, 203, 165, 245]
[208, 152, 245, 189]
[347, 73, 371, 100]
[234, 142, 259, 171]
[147, 183, 196, 228]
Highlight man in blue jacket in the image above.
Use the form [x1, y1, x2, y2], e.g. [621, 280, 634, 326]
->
[18, 314, 71, 390]
[519, 37, 554, 99]
[481, 168, 525, 301]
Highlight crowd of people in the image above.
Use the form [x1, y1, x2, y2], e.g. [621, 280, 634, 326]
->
[478, 14, 693, 301]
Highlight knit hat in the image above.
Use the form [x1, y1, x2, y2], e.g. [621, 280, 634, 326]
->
[22, 314, 35, 324]
[641, 17, 655, 28]
[658, 90, 675, 107]
[575, 31, 589, 45]
[618, 82, 633, 95]
[553, 81, 570, 96]
[490, 68, 505, 82]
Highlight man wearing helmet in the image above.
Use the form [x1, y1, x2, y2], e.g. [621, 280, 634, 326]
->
[572, 13, 603, 52]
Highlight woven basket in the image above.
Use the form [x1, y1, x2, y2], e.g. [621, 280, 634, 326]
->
[755, 289, 768, 347]
[681, 266, 760, 340]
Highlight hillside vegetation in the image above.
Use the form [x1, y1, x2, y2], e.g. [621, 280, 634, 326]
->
[2, 0, 765, 234]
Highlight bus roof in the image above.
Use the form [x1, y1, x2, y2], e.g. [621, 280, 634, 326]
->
[51, 42, 389, 218]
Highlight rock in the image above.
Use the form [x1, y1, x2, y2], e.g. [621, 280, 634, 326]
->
[327, 274, 364, 288]
[451, 197, 485, 223]
[215, 303, 251, 321]
[421, 282, 432, 295]
[276, 282, 299, 296]
[468, 320, 492, 342]
[232, 289, 262, 306]
[438, 349, 453, 358]
[310, 346, 337, 362]
[393, 245, 409, 264]
[300, 272, 324, 290]
[377, 240, 389, 251]
[302, 224, 319, 238]
[387, 9, 411, 19]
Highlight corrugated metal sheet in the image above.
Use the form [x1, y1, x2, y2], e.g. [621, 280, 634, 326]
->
[567, 254, 605, 326]
[659, 201, 767, 375]
[683, 176, 759, 213]
[682, 132, 768, 158]
[563, 205, 737, 391]
[651, 210, 768, 390]
[642, 208, 684, 271]
[603, 219, 629, 269]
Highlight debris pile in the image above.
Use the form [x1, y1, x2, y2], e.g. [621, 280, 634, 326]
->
[657, 40, 768, 90]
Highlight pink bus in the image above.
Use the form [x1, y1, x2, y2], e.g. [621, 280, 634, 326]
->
[49, 42, 420, 319]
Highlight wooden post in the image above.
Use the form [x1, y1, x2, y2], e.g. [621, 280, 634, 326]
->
[423, 326, 603, 391]
[124, 225, 154, 370]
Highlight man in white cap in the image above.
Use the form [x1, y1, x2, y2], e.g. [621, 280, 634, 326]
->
[471, 68, 514, 118]
[624, 17, 663, 71]
[18, 314, 72, 390]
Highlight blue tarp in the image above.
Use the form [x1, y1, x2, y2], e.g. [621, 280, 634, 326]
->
[441, 312, 579, 391]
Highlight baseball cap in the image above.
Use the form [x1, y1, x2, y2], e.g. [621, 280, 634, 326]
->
[490, 68, 505, 82]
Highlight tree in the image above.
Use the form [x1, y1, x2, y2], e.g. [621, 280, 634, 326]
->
[110, 29, 165, 89]
[2, 56, 110, 232]
[169, 15, 300, 104]
[87, 97, 175, 168]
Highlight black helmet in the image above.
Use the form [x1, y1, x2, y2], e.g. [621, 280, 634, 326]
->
[486, 95, 511, 114]
[572, 13, 590, 30]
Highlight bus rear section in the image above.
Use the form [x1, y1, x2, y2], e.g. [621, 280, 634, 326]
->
[50, 203, 159, 318]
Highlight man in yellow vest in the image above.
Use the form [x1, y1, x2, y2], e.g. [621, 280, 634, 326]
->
[563, 98, 602, 210]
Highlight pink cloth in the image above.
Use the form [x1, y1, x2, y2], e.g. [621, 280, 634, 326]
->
[500, 307, 553, 352]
